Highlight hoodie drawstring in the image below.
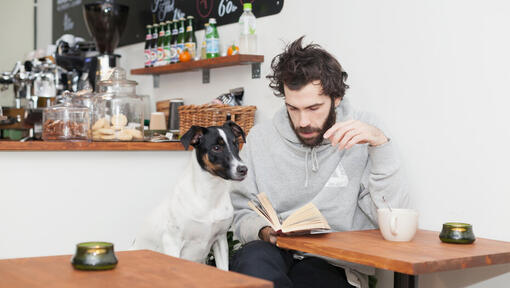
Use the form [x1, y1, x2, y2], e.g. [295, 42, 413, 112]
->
[304, 147, 320, 187]
[311, 147, 319, 172]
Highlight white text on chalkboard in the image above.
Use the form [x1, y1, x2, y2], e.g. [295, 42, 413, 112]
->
[218, 0, 238, 17]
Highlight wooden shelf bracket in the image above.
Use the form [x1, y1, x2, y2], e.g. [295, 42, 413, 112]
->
[252, 63, 261, 79]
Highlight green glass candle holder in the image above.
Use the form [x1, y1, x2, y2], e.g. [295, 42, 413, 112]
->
[439, 222, 476, 244]
[71, 242, 118, 270]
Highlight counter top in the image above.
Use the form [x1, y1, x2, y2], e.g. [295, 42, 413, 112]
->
[0, 141, 187, 151]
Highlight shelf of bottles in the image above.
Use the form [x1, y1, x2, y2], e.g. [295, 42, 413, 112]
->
[132, 5, 262, 86]
[130, 54, 264, 85]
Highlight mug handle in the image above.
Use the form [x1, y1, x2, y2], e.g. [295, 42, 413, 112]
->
[390, 214, 398, 235]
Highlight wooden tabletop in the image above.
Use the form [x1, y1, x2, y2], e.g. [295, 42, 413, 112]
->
[276, 229, 510, 275]
[0, 141, 187, 151]
[0, 250, 272, 288]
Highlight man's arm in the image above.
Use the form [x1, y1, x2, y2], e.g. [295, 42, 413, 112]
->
[324, 117, 409, 224]
[359, 139, 409, 224]
[230, 136, 273, 244]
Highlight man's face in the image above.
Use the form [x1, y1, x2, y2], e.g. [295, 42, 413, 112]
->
[284, 81, 340, 147]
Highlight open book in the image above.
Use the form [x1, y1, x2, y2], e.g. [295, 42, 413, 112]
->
[248, 193, 331, 234]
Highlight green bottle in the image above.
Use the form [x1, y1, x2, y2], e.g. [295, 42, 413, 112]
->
[144, 25, 152, 67]
[171, 20, 179, 63]
[185, 16, 197, 59]
[206, 18, 220, 58]
[163, 20, 171, 65]
[151, 23, 159, 66]
[177, 18, 186, 56]
[156, 22, 165, 66]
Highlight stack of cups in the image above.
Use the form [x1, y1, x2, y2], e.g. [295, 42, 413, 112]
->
[168, 99, 184, 133]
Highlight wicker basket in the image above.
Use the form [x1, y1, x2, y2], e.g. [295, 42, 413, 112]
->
[178, 104, 256, 142]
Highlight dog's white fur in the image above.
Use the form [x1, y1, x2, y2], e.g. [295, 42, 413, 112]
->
[132, 152, 234, 270]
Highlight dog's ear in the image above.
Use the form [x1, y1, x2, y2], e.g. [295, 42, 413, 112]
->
[223, 121, 246, 143]
[181, 126, 207, 150]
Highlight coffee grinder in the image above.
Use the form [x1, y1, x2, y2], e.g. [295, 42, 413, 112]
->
[82, 0, 129, 90]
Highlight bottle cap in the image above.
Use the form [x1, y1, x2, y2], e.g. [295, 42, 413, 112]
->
[187, 15, 194, 20]
[146, 25, 152, 28]
[209, 18, 216, 24]
[159, 22, 165, 25]
[243, 3, 252, 10]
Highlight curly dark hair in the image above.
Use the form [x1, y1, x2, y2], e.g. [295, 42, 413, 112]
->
[267, 36, 349, 100]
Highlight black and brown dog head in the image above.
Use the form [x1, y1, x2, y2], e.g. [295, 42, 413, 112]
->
[181, 121, 247, 181]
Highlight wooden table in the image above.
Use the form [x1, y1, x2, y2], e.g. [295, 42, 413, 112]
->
[277, 229, 510, 288]
[0, 250, 272, 288]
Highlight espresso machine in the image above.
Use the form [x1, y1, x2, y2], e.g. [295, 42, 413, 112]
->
[0, 59, 57, 140]
[83, 0, 129, 90]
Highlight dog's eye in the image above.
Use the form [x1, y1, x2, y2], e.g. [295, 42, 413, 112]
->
[212, 145, 221, 152]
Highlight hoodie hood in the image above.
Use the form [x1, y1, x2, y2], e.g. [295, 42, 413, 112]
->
[272, 98, 354, 186]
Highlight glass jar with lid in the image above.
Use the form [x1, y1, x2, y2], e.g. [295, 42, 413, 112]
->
[91, 68, 144, 141]
[71, 89, 94, 110]
[42, 91, 91, 141]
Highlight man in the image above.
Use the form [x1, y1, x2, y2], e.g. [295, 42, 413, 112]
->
[229, 37, 408, 288]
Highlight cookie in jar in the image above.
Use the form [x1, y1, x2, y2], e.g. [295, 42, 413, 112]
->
[91, 68, 144, 142]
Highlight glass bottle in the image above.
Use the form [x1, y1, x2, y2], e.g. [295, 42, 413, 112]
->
[144, 25, 152, 67]
[177, 18, 186, 57]
[238, 3, 257, 54]
[171, 20, 180, 63]
[163, 21, 172, 65]
[206, 18, 220, 58]
[185, 16, 197, 59]
[151, 23, 159, 67]
[157, 22, 165, 66]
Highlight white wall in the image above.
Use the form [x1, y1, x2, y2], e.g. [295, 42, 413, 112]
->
[1, 0, 509, 287]
[36, 0, 52, 49]
[0, 0, 34, 106]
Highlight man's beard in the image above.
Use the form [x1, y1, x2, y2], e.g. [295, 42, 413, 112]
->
[289, 102, 336, 147]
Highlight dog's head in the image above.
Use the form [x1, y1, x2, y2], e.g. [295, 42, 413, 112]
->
[180, 121, 248, 181]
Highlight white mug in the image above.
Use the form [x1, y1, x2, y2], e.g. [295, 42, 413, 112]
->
[377, 208, 419, 242]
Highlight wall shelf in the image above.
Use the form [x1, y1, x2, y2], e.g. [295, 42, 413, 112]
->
[130, 54, 264, 86]
[0, 141, 187, 151]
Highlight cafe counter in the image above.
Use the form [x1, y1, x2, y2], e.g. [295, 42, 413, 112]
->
[0, 141, 186, 151]
[0, 141, 191, 260]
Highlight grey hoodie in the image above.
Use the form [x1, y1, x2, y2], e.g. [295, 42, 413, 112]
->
[231, 97, 409, 244]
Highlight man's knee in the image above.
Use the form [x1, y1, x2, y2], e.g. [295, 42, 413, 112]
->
[230, 240, 294, 288]
[289, 257, 353, 288]
[230, 240, 292, 270]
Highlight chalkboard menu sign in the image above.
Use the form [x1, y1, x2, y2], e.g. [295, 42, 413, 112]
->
[53, 0, 284, 47]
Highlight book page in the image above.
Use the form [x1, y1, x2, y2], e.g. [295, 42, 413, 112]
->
[281, 202, 331, 233]
[248, 193, 282, 231]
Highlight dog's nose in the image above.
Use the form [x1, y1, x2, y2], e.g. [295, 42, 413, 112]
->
[237, 165, 248, 176]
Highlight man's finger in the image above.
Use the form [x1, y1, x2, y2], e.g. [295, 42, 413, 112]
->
[323, 119, 355, 139]
[328, 123, 357, 146]
[344, 134, 365, 149]
[338, 129, 361, 150]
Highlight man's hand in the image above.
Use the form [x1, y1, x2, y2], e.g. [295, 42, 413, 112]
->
[259, 226, 277, 244]
[323, 120, 388, 149]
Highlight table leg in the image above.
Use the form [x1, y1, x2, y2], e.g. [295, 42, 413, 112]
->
[394, 272, 418, 288]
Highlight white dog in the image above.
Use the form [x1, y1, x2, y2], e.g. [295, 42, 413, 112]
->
[133, 122, 247, 270]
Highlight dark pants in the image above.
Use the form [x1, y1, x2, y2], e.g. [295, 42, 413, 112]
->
[230, 240, 354, 288]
